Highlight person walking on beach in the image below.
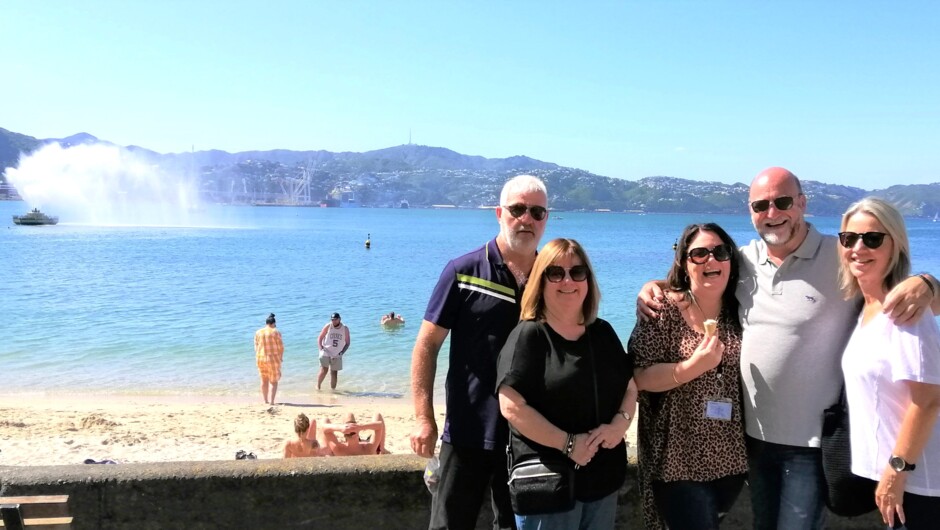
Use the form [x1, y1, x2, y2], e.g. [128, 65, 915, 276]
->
[318, 312, 350, 390]
[410, 174, 548, 530]
[636, 167, 940, 529]
[254, 313, 283, 405]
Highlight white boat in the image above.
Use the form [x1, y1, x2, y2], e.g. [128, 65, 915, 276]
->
[12, 208, 59, 226]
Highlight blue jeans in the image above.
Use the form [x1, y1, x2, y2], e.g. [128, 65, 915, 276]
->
[514, 491, 618, 530]
[651, 473, 747, 530]
[747, 436, 826, 530]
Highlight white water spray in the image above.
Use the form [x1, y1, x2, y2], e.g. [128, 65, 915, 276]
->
[7, 142, 201, 226]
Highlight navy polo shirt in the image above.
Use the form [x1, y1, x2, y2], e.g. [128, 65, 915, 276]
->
[424, 237, 523, 451]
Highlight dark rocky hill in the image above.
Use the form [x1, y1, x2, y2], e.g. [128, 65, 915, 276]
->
[2, 127, 938, 215]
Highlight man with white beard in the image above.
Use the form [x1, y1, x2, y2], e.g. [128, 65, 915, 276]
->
[410, 174, 548, 530]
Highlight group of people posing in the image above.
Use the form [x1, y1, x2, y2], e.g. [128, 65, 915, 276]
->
[409, 171, 940, 530]
[253, 311, 352, 404]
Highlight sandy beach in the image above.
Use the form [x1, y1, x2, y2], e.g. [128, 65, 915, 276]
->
[0, 393, 433, 467]
[0, 393, 638, 467]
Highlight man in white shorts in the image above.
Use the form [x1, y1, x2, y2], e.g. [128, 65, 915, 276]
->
[318, 312, 350, 390]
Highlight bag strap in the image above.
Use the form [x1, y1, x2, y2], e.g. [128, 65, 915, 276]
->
[586, 327, 600, 425]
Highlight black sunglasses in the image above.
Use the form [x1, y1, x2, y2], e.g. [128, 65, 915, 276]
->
[838, 231, 887, 249]
[687, 244, 732, 264]
[505, 203, 548, 221]
[544, 265, 589, 283]
[750, 196, 795, 213]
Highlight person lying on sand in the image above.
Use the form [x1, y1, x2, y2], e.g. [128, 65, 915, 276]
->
[319, 413, 387, 456]
[283, 413, 330, 458]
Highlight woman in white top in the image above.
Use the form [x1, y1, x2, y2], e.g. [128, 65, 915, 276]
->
[838, 197, 940, 528]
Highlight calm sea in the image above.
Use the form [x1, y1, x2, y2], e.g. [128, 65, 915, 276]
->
[3, 201, 939, 401]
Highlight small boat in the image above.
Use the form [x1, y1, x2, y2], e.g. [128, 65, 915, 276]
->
[12, 208, 59, 226]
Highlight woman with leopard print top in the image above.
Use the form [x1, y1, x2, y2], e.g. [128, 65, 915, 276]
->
[628, 223, 748, 530]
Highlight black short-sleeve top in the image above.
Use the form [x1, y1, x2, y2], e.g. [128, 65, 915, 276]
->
[496, 318, 634, 501]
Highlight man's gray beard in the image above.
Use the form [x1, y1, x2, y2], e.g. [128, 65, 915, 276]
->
[503, 228, 538, 254]
[756, 222, 797, 246]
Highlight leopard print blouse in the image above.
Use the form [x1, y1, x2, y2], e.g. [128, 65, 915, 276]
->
[628, 297, 748, 529]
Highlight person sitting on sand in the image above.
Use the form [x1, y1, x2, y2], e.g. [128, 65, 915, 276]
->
[283, 413, 330, 458]
[380, 312, 405, 326]
[319, 413, 387, 456]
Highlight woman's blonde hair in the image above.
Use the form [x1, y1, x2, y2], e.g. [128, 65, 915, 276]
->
[838, 197, 910, 299]
[520, 238, 599, 324]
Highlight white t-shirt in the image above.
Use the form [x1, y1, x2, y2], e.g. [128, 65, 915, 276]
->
[842, 310, 940, 496]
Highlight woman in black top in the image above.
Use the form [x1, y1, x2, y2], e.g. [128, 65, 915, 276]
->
[496, 238, 637, 529]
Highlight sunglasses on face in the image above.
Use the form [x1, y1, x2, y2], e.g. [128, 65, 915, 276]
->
[838, 231, 887, 249]
[504, 203, 548, 221]
[544, 265, 589, 283]
[687, 244, 732, 264]
[750, 196, 795, 213]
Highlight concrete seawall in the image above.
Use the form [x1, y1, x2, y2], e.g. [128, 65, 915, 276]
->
[1, 456, 883, 529]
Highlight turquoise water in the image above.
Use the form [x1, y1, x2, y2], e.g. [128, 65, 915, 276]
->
[3, 201, 939, 400]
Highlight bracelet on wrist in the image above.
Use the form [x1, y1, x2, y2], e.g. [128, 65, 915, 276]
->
[672, 363, 683, 385]
[918, 274, 936, 297]
[563, 433, 575, 457]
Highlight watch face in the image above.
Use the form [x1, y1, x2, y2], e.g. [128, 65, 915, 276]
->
[889, 455, 912, 472]
[889, 456, 905, 471]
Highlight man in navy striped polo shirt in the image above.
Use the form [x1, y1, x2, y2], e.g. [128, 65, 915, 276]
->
[410, 174, 549, 530]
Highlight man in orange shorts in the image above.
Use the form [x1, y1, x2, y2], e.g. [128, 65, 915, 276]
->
[254, 313, 284, 404]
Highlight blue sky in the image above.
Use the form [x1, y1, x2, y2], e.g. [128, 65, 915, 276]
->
[2, 1, 938, 188]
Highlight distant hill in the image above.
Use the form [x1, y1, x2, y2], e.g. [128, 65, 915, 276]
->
[2, 126, 939, 216]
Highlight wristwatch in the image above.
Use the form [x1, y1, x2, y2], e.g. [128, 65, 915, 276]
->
[889, 455, 916, 472]
[617, 410, 631, 422]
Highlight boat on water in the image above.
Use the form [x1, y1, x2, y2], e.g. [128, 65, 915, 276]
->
[12, 208, 59, 226]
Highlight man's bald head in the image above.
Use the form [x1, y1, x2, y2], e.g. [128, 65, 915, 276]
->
[750, 167, 802, 195]
[747, 166, 809, 254]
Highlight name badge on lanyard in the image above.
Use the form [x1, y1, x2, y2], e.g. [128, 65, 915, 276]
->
[705, 398, 733, 421]
[702, 364, 732, 420]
